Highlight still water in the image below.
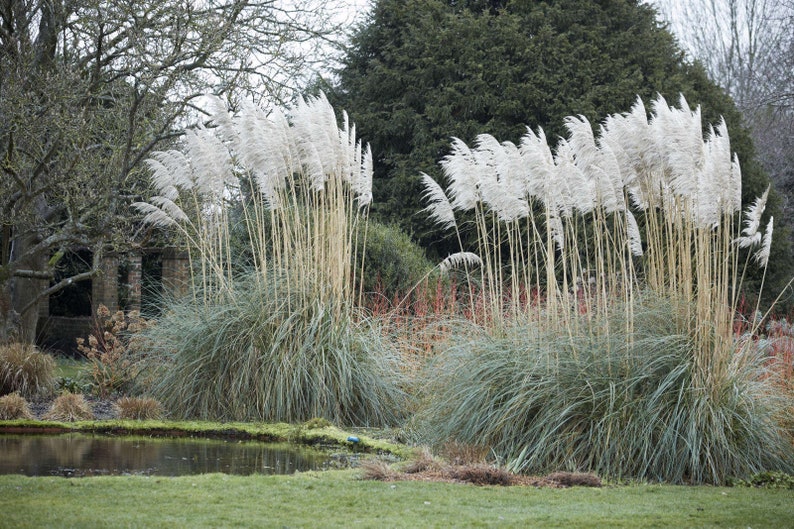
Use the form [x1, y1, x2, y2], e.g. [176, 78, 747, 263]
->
[0, 433, 330, 477]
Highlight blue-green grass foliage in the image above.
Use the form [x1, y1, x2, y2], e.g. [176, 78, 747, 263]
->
[140, 274, 408, 426]
[413, 293, 794, 484]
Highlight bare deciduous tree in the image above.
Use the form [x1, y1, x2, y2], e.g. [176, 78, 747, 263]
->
[651, 0, 794, 236]
[1, 0, 350, 342]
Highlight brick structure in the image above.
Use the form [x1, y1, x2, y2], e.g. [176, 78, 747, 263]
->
[36, 248, 190, 354]
[162, 248, 191, 300]
[126, 253, 142, 312]
[91, 254, 119, 314]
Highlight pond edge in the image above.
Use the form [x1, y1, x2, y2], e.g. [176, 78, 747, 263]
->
[0, 420, 412, 459]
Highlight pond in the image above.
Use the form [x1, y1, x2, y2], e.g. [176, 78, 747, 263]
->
[0, 433, 333, 477]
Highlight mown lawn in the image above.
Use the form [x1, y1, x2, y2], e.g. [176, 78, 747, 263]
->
[2, 470, 792, 528]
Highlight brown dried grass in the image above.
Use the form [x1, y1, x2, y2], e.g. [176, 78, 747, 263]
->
[362, 449, 602, 488]
[544, 471, 603, 488]
[114, 396, 164, 420]
[43, 392, 94, 421]
[0, 392, 33, 420]
[0, 342, 55, 398]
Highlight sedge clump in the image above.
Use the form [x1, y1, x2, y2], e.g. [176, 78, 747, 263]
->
[0, 342, 55, 398]
[43, 392, 94, 422]
[0, 392, 34, 420]
[114, 396, 164, 420]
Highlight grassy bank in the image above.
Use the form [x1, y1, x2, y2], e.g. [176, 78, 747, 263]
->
[0, 419, 410, 459]
[1, 470, 792, 528]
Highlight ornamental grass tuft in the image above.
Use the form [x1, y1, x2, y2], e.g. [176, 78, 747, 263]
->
[0, 342, 55, 398]
[114, 396, 164, 420]
[413, 293, 794, 485]
[0, 392, 33, 420]
[44, 392, 94, 422]
[141, 275, 408, 426]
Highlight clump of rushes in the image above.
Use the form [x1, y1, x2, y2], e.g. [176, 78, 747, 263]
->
[114, 396, 164, 420]
[43, 392, 94, 422]
[134, 94, 406, 425]
[0, 342, 55, 398]
[416, 94, 792, 484]
[0, 392, 34, 420]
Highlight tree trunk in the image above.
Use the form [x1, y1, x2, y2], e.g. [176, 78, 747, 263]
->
[6, 232, 47, 343]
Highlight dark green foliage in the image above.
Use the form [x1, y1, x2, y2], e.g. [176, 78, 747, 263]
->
[730, 471, 794, 490]
[357, 220, 435, 298]
[412, 293, 794, 484]
[333, 0, 791, 292]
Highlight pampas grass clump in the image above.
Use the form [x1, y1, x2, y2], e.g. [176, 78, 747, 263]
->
[412, 94, 791, 484]
[142, 275, 407, 425]
[133, 94, 396, 424]
[0, 392, 34, 420]
[414, 293, 794, 484]
[0, 343, 55, 398]
[44, 392, 94, 422]
[114, 396, 164, 420]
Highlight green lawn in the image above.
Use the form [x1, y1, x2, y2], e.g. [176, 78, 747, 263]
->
[54, 357, 88, 381]
[1, 470, 791, 528]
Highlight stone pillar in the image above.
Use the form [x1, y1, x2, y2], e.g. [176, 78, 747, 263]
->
[91, 254, 119, 314]
[161, 248, 190, 300]
[126, 253, 142, 312]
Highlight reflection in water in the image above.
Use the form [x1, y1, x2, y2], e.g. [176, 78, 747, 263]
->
[0, 434, 329, 477]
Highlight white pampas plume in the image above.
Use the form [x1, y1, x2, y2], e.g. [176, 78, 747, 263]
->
[730, 153, 742, 213]
[146, 150, 193, 192]
[519, 127, 556, 199]
[354, 143, 373, 207]
[182, 127, 232, 197]
[133, 201, 184, 227]
[754, 216, 773, 267]
[290, 93, 340, 188]
[439, 252, 482, 274]
[442, 138, 481, 211]
[742, 186, 770, 238]
[548, 214, 565, 252]
[626, 209, 644, 256]
[420, 173, 456, 230]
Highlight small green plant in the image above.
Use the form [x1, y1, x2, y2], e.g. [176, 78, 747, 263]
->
[303, 417, 333, 429]
[43, 392, 94, 421]
[0, 392, 34, 420]
[56, 377, 93, 395]
[730, 471, 794, 489]
[0, 342, 55, 398]
[76, 305, 151, 397]
[114, 396, 164, 420]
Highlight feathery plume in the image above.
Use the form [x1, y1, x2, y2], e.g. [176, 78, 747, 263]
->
[439, 252, 483, 274]
[420, 173, 457, 230]
[742, 186, 770, 238]
[442, 138, 481, 211]
[133, 201, 180, 228]
[355, 143, 374, 207]
[754, 216, 774, 268]
[626, 209, 644, 256]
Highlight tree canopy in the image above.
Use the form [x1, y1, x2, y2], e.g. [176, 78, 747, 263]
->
[332, 0, 791, 300]
[333, 0, 785, 267]
[0, 0, 344, 341]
